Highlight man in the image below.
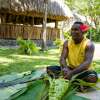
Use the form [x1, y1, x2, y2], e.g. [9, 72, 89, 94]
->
[47, 22, 98, 84]
[60, 21, 98, 82]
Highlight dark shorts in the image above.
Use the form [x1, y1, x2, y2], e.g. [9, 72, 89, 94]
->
[47, 65, 98, 83]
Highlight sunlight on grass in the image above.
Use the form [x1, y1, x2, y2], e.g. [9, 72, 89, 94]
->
[0, 47, 99, 76]
[48, 48, 60, 54]
[33, 65, 50, 68]
[93, 60, 100, 73]
[11, 54, 59, 60]
[0, 48, 60, 75]
[0, 57, 14, 64]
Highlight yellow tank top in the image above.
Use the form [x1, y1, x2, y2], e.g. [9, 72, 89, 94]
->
[68, 38, 90, 69]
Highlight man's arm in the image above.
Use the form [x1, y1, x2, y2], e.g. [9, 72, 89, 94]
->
[71, 41, 95, 75]
[60, 40, 68, 68]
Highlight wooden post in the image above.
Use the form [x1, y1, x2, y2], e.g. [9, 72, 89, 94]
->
[16, 15, 19, 24]
[1, 14, 6, 23]
[30, 17, 34, 25]
[55, 21, 58, 28]
[41, 0, 48, 51]
[8, 14, 12, 23]
[0, 15, 1, 24]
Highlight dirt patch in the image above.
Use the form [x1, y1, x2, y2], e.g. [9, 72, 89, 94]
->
[94, 44, 100, 60]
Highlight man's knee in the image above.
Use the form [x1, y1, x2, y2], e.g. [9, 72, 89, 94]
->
[47, 66, 61, 78]
[76, 70, 98, 83]
[83, 74, 98, 83]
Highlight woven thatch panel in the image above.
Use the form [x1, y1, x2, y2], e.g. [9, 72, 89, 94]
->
[0, 0, 73, 21]
[46, 27, 52, 40]
[0, 23, 60, 40]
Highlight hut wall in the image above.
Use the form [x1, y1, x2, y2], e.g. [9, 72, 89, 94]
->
[0, 23, 60, 45]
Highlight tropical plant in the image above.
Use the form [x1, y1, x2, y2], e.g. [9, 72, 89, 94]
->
[65, 0, 100, 16]
[48, 78, 69, 100]
[0, 69, 99, 100]
[17, 38, 38, 55]
[86, 28, 100, 41]
[65, 0, 100, 42]
[53, 38, 63, 48]
[63, 32, 71, 39]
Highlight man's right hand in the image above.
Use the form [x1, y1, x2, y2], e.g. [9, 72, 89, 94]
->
[61, 67, 71, 79]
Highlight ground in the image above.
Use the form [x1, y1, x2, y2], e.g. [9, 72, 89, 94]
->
[94, 43, 100, 60]
[0, 43, 100, 100]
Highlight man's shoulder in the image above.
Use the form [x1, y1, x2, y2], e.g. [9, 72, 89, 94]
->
[64, 40, 68, 44]
[64, 39, 72, 45]
[62, 40, 68, 48]
[86, 40, 95, 50]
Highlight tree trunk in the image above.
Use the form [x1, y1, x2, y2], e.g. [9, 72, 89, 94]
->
[41, 0, 48, 51]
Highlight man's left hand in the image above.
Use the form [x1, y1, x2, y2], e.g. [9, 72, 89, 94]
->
[64, 71, 73, 79]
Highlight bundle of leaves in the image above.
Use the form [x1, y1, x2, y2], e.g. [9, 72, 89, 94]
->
[47, 72, 100, 100]
[63, 32, 71, 40]
[0, 69, 99, 100]
[48, 77, 69, 100]
[17, 38, 38, 55]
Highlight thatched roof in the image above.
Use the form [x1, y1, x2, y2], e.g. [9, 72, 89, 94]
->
[0, 0, 73, 21]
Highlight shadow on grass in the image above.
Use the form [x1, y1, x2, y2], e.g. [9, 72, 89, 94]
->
[0, 56, 59, 76]
[0, 48, 17, 56]
[0, 47, 100, 75]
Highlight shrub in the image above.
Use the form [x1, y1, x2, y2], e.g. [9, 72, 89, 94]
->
[53, 38, 63, 48]
[86, 28, 100, 42]
[17, 38, 38, 55]
[63, 32, 71, 40]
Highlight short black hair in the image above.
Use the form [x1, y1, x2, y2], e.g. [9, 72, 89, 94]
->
[74, 21, 83, 25]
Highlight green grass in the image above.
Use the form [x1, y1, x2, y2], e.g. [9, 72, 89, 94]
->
[93, 60, 100, 73]
[0, 47, 100, 76]
[0, 47, 60, 75]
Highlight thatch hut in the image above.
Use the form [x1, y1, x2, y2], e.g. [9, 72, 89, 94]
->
[0, 0, 73, 46]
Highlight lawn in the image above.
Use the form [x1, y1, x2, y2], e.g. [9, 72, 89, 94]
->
[0, 47, 60, 75]
[0, 47, 100, 76]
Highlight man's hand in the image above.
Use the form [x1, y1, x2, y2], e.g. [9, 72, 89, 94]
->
[62, 67, 72, 79]
[66, 71, 73, 79]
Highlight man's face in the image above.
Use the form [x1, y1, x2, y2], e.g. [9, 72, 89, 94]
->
[71, 24, 84, 43]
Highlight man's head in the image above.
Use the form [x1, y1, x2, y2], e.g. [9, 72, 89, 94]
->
[71, 22, 89, 44]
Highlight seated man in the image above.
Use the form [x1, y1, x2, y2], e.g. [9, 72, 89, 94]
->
[47, 22, 98, 84]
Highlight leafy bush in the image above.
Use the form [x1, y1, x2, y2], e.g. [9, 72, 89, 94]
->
[54, 38, 63, 48]
[17, 38, 38, 55]
[86, 28, 100, 42]
[63, 32, 71, 40]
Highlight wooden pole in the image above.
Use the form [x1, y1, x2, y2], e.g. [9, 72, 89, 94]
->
[30, 17, 34, 25]
[0, 15, 1, 24]
[41, 0, 48, 51]
[55, 21, 58, 28]
[1, 14, 6, 23]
